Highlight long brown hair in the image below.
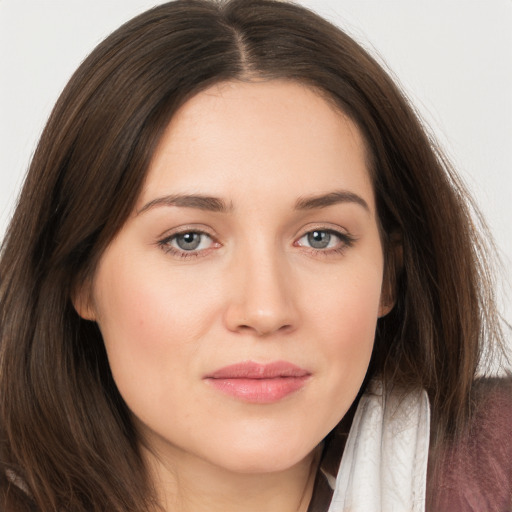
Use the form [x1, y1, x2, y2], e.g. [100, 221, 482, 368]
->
[0, 0, 506, 510]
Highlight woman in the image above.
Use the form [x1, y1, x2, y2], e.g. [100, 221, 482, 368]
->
[0, 1, 510, 511]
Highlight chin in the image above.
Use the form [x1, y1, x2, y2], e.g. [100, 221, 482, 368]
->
[202, 434, 320, 475]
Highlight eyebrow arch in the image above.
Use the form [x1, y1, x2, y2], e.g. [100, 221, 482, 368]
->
[294, 190, 370, 212]
[137, 194, 232, 215]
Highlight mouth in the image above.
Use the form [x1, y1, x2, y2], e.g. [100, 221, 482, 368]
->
[204, 361, 311, 403]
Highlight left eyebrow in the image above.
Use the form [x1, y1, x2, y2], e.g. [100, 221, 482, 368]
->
[294, 190, 370, 212]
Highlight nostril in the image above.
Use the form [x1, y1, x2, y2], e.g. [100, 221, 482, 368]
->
[243, 322, 294, 337]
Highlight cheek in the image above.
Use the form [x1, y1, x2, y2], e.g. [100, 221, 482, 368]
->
[90, 252, 222, 406]
[93, 249, 218, 345]
[301, 259, 383, 402]
[306, 262, 383, 347]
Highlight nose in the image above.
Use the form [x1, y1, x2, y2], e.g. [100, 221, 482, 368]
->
[223, 247, 299, 337]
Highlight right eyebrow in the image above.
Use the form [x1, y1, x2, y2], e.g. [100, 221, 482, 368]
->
[137, 194, 232, 216]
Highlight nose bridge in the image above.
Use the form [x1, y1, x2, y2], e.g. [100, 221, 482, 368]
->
[224, 235, 297, 336]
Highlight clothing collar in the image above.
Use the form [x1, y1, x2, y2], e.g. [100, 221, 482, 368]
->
[324, 379, 430, 512]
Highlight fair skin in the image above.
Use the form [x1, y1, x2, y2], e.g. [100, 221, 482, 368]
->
[76, 80, 390, 512]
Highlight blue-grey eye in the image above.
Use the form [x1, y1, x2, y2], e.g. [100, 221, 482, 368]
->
[307, 230, 332, 249]
[176, 233, 201, 250]
[296, 229, 349, 251]
[172, 232, 212, 251]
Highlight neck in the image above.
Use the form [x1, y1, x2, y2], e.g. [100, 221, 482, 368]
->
[143, 442, 322, 512]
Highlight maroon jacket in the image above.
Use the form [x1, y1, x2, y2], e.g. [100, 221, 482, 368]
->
[431, 378, 512, 511]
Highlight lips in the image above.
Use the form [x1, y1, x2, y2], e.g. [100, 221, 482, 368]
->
[204, 361, 311, 403]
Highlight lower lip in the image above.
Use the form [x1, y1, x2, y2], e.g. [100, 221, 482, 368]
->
[205, 376, 309, 403]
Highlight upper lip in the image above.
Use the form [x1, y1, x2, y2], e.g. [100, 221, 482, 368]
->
[205, 360, 310, 379]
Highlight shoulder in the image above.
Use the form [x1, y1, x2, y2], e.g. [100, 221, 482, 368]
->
[430, 377, 512, 512]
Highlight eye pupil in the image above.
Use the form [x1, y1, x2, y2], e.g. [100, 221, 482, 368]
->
[176, 232, 201, 250]
[308, 231, 331, 249]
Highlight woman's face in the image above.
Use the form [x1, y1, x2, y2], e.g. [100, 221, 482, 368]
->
[77, 80, 389, 474]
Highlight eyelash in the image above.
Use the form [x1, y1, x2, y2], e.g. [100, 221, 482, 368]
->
[158, 229, 217, 260]
[158, 228, 356, 260]
[294, 229, 356, 257]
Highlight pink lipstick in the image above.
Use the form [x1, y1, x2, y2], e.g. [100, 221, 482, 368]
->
[204, 361, 310, 403]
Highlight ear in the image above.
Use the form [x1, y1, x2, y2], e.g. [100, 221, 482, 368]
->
[71, 279, 97, 322]
[378, 295, 394, 318]
[378, 232, 403, 318]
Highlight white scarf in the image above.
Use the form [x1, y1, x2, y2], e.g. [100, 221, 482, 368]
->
[326, 380, 430, 512]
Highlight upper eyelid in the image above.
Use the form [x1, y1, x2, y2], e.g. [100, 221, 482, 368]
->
[296, 228, 354, 244]
[161, 232, 216, 251]
[158, 225, 217, 241]
[167, 231, 213, 242]
[300, 227, 346, 236]
[158, 230, 217, 259]
[156, 224, 354, 245]
[294, 223, 352, 238]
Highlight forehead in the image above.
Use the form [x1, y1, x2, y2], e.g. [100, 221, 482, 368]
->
[138, 79, 375, 213]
